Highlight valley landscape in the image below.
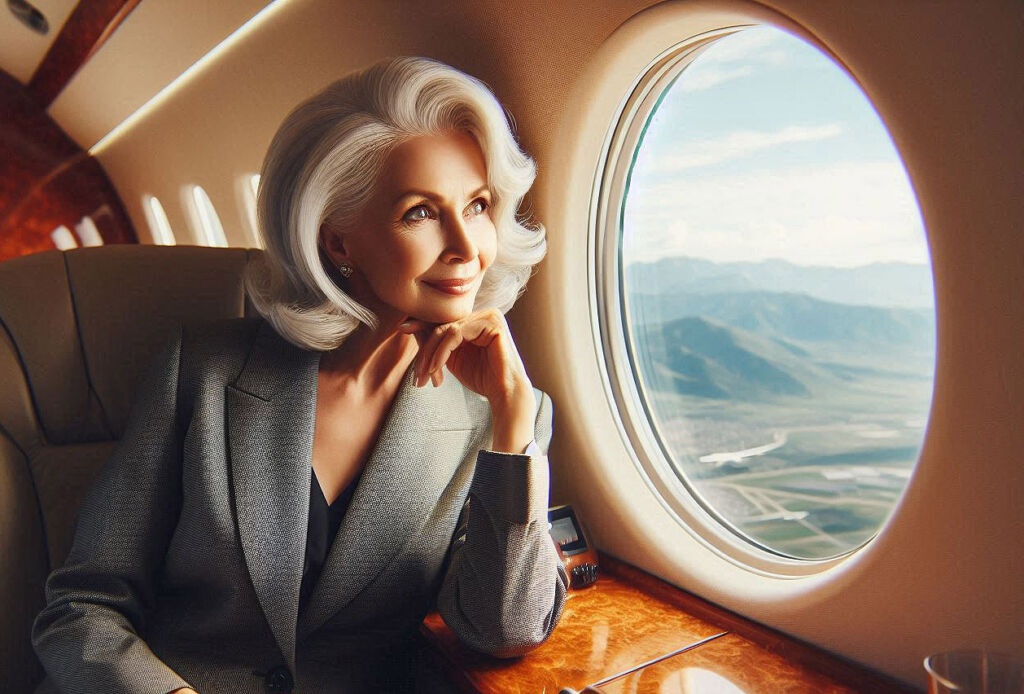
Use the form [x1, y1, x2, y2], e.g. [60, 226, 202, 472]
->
[624, 256, 935, 559]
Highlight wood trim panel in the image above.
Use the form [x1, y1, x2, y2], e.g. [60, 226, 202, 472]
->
[599, 553, 919, 693]
[27, 0, 143, 108]
[0, 69, 78, 221]
[0, 155, 136, 260]
[419, 552, 921, 693]
[1, 67, 137, 261]
[421, 569, 725, 694]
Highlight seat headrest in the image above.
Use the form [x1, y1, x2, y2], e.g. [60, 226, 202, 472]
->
[0, 245, 263, 451]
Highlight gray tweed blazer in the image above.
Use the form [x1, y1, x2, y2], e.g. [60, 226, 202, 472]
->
[31, 317, 567, 694]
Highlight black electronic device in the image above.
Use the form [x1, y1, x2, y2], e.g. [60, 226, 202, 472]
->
[547, 505, 599, 589]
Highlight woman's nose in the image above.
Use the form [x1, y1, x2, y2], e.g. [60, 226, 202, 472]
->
[441, 212, 478, 264]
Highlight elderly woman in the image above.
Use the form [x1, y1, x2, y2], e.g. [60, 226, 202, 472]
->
[31, 56, 568, 694]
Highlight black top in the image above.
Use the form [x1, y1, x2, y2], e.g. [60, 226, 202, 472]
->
[299, 467, 362, 615]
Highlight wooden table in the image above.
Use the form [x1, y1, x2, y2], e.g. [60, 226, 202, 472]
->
[420, 554, 919, 694]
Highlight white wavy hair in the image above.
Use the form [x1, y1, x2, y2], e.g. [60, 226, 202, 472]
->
[244, 56, 547, 352]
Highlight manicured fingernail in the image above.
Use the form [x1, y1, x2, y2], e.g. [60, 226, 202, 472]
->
[400, 321, 412, 330]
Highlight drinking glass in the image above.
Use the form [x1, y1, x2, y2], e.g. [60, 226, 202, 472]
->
[924, 650, 1024, 694]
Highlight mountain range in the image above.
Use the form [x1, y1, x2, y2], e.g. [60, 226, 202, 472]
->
[625, 256, 934, 309]
[624, 258, 936, 401]
[628, 289, 935, 353]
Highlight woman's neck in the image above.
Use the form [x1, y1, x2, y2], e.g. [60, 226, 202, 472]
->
[318, 315, 418, 393]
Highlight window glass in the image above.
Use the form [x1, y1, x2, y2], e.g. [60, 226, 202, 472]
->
[242, 173, 264, 248]
[143, 195, 176, 245]
[74, 216, 103, 246]
[189, 185, 228, 247]
[620, 26, 935, 559]
[50, 225, 77, 250]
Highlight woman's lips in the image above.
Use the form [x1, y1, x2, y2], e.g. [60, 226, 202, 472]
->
[422, 274, 478, 295]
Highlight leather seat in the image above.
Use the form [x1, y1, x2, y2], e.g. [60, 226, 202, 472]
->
[0, 245, 262, 693]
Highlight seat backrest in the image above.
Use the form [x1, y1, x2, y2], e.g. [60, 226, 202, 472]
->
[0, 244, 262, 693]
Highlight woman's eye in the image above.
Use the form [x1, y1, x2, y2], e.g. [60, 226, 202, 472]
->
[403, 205, 430, 223]
[468, 198, 489, 216]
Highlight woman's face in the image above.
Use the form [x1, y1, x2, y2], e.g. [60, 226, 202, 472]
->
[321, 130, 497, 325]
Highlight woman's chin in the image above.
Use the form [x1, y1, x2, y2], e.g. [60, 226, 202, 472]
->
[410, 299, 476, 324]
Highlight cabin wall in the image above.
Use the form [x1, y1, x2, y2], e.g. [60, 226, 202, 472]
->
[55, 0, 1024, 688]
[0, 69, 135, 261]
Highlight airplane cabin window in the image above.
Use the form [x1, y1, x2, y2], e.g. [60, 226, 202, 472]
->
[188, 184, 229, 247]
[74, 216, 104, 247]
[598, 25, 935, 561]
[241, 173, 264, 249]
[49, 225, 78, 250]
[142, 194, 176, 246]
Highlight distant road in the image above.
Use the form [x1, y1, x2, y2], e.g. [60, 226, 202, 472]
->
[699, 431, 787, 465]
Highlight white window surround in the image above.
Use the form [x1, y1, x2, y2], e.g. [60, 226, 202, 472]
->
[236, 173, 263, 249]
[535, 0, 938, 600]
[186, 184, 229, 247]
[142, 194, 176, 245]
[597, 23, 891, 577]
[50, 225, 78, 250]
[74, 216, 104, 246]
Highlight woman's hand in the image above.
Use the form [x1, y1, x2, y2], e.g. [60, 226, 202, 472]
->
[169, 689, 199, 694]
[399, 309, 536, 453]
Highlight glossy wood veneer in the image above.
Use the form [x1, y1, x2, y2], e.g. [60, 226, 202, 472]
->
[420, 553, 920, 694]
[599, 555, 918, 693]
[27, 0, 143, 107]
[0, 68, 137, 262]
[422, 571, 724, 694]
[593, 633, 864, 694]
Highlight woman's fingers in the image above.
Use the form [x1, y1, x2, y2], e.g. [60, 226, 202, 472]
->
[416, 325, 450, 386]
[400, 310, 517, 390]
[429, 327, 464, 376]
[400, 320, 443, 385]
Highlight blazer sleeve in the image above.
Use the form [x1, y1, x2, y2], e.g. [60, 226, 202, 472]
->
[436, 389, 569, 658]
[31, 326, 192, 694]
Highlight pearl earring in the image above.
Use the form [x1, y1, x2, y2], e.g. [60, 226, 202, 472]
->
[338, 263, 354, 279]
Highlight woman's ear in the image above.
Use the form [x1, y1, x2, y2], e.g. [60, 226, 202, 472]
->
[319, 222, 351, 266]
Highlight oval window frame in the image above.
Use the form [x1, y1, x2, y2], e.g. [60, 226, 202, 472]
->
[590, 22, 935, 576]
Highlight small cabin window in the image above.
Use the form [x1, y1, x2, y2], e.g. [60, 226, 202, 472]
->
[597, 25, 935, 561]
[142, 195, 176, 245]
[241, 173, 264, 248]
[74, 216, 104, 246]
[188, 185, 228, 247]
[50, 225, 78, 250]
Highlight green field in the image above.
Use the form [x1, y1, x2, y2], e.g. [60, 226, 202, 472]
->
[635, 328, 932, 559]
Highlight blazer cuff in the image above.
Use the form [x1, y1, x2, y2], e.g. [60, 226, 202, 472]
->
[472, 442, 550, 525]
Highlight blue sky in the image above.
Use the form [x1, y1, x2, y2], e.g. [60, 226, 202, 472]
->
[623, 26, 930, 268]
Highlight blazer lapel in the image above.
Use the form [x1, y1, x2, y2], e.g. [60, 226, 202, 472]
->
[227, 321, 319, 672]
[297, 362, 482, 640]
[226, 320, 488, 662]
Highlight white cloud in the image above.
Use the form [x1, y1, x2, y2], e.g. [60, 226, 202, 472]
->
[622, 160, 929, 267]
[697, 28, 780, 65]
[622, 218, 690, 259]
[676, 65, 753, 92]
[650, 124, 843, 173]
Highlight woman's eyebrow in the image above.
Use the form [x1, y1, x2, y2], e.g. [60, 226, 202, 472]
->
[392, 184, 490, 207]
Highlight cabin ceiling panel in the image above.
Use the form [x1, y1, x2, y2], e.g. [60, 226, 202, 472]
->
[27, 0, 144, 108]
[48, 0, 272, 149]
[0, 0, 77, 84]
[89, 0, 662, 248]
